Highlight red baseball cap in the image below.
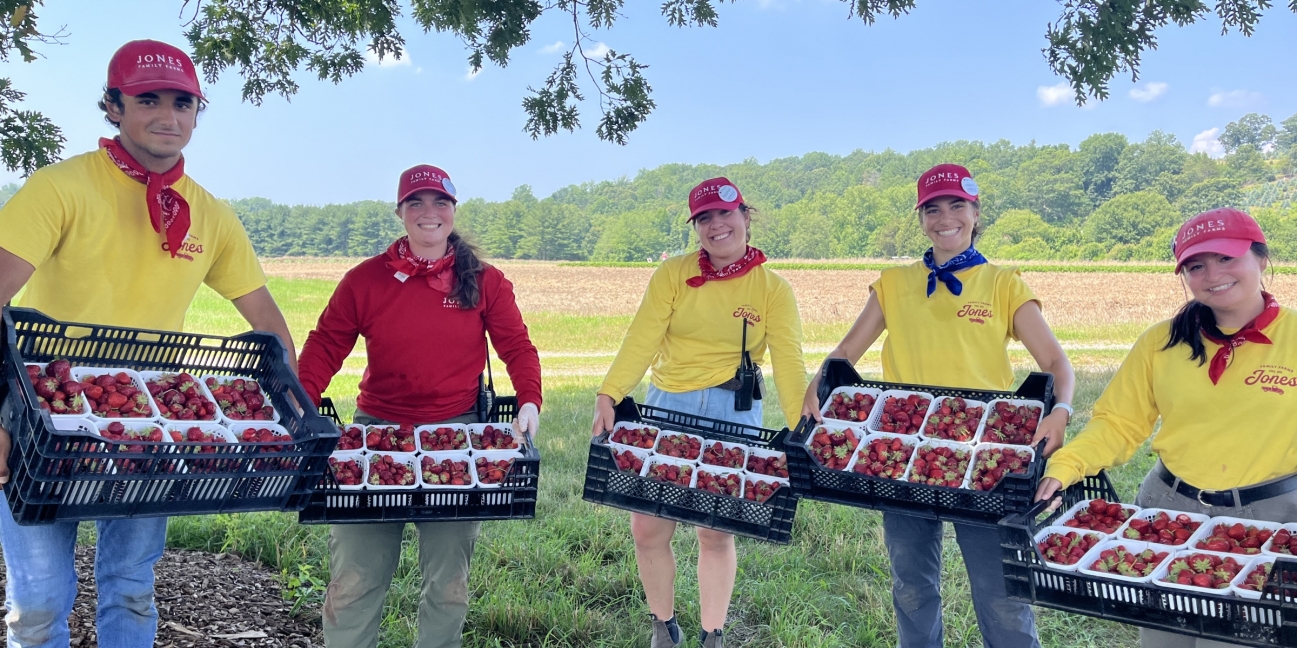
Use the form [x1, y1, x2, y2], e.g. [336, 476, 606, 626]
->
[1172, 207, 1266, 272]
[916, 163, 979, 210]
[688, 177, 744, 221]
[397, 164, 458, 204]
[107, 40, 205, 100]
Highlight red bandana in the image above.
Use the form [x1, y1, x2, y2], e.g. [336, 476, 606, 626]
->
[100, 137, 190, 258]
[385, 237, 456, 292]
[1202, 292, 1281, 385]
[686, 246, 768, 288]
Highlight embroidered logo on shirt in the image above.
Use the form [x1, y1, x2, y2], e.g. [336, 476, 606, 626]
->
[161, 233, 204, 262]
[956, 301, 993, 325]
[733, 305, 761, 325]
[1243, 364, 1295, 395]
[442, 296, 460, 308]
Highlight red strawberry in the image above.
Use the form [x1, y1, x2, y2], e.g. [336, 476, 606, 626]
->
[701, 441, 746, 469]
[1267, 529, 1297, 555]
[419, 426, 468, 451]
[1037, 530, 1102, 566]
[981, 401, 1042, 445]
[694, 469, 742, 497]
[612, 448, 646, 474]
[823, 390, 877, 422]
[1121, 511, 1201, 545]
[874, 394, 930, 435]
[645, 460, 692, 486]
[746, 451, 789, 478]
[742, 477, 783, 503]
[655, 432, 702, 460]
[474, 456, 515, 485]
[421, 456, 471, 486]
[368, 453, 416, 486]
[207, 376, 277, 421]
[146, 372, 217, 421]
[366, 425, 416, 453]
[329, 457, 364, 486]
[809, 426, 859, 470]
[471, 424, 520, 450]
[1086, 544, 1168, 577]
[337, 425, 365, 451]
[853, 436, 913, 480]
[1062, 498, 1134, 534]
[969, 447, 1031, 491]
[1193, 522, 1273, 555]
[1238, 561, 1272, 592]
[610, 425, 659, 449]
[922, 397, 983, 442]
[906, 443, 970, 487]
[1162, 552, 1243, 589]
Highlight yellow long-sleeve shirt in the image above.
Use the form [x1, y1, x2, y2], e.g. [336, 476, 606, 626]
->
[1045, 309, 1297, 491]
[598, 252, 808, 426]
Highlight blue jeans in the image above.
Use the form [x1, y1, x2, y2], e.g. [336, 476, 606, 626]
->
[644, 384, 763, 429]
[882, 513, 1039, 648]
[0, 491, 167, 648]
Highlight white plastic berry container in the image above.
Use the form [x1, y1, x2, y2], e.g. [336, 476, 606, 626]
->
[1229, 556, 1276, 601]
[818, 386, 882, 430]
[227, 421, 295, 472]
[977, 398, 1046, 447]
[741, 473, 789, 505]
[692, 464, 745, 500]
[138, 370, 221, 423]
[162, 420, 237, 446]
[467, 422, 524, 452]
[1185, 515, 1284, 557]
[93, 419, 172, 447]
[866, 390, 935, 436]
[335, 423, 367, 453]
[364, 451, 420, 490]
[72, 367, 162, 422]
[25, 362, 92, 419]
[699, 439, 750, 471]
[607, 444, 652, 476]
[1031, 525, 1107, 573]
[327, 451, 367, 491]
[1111, 508, 1211, 549]
[964, 443, 1036, 492]
[640, 455, 697, 488]
[803, 425, 864, 471]
[903, 438, 976, 487]
[607, 421, 662, 450]
[473, 449, 525, 489]
[918, 396, 988, 444]
[362, 423, 417, 453]
[51, 416, 97, 436]
[651, 430, 705, 462]
[1261, 522, 1297, 558]
[199, 374, 281, 425]
[419, 451, 477, 489]
[847, 432, 920, 481]
[1077, 539, 1174, 584]
[743, 446, 790, 480]
[1054, 498, 1142, 538]
[1149, 549, 1247, 618]
[414, 423, 470, 452]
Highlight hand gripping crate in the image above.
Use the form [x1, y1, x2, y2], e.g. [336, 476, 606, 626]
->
[582, 397, 799, 544]
[297, 397, 539, 524]
[784, 359, 1055, 526]
[999, 471, 1297, 647]
[0, 307, 340, 525]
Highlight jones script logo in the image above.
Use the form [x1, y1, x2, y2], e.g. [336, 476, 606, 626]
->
[733, 305, 761, 325]
[957, 301, 992, 325]
[161, 234, 204, 262]
[1243, 364, 1296, 395]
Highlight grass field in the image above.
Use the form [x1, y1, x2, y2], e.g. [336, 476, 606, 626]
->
[153, 259, 1294, 647]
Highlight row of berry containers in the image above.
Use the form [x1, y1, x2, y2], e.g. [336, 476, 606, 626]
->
[1000, 472, 1297, 647]
[297, 398, 539, 524]
[1, 307, 338, 525]
[784, 359, 1056, 526]
[820, 387, 1043, 446]
[583, 398, 799, 544]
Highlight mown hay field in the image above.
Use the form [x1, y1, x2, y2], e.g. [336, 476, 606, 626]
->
[163, 258, 1277, 647]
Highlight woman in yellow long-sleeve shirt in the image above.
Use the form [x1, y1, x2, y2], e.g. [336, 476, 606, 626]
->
[1037, 207, 1297, 648]
[592, 177, 807, 648]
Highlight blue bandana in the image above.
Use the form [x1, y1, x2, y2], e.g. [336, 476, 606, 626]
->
[923, 247, 987, 297]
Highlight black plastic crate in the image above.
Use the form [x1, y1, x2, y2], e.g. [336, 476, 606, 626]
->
[582, 398, 799, 545]
[1, 307, 340, 525]
[297, 397, 539, 524]
[1000, 472, 1297, 646]
[784, 359, 1055, 526]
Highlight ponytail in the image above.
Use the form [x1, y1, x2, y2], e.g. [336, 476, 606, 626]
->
[447, 231, 486, 310]
[1162, 241, 1271, 362]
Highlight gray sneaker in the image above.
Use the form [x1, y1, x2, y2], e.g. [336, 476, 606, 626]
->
[651, 614, 682, 648]
[701, 629, 724, 648]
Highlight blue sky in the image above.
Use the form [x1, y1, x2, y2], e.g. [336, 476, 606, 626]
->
[2, 0, 1294, 204]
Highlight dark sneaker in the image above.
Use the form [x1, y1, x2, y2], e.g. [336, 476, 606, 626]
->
[651, 614, 682, 648]
[700, 628, 724, 648]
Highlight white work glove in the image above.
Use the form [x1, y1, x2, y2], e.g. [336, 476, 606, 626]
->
[515, 402, 540, 437]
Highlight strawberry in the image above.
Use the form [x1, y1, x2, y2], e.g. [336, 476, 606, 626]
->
[1037, 530, 1103, 566]
[906, 443, 970, 487]
[612, 448, 645, 474]
[1267, 529, 1297, 555]
[421, 456, 471, 486]
[337, 425, 365, 451]
[743, 477, 783, 504]
[694, 469, 742, 497]
[655, 432, 702, 460]
[969, 447, 1031, 491]
[611, 425, 659, 449]
[329, 456, 364, 486]
[644, 460, 692, 487]
[146, 372, 217, 421]
[875, 394, 930, 435]
[79, 370, 153, 419]
[1086, 544, 1168, 577]
[168, 425, 227, 451]
[475, 456, 514, 485]
[471, 424, 519, 450]
[746, 452, 789, 478]
[809, 426, 859, 470]
[922, 397, 983, 442]
[100, 422, 166, 473]
[1121, 511, 1200, 545]
[1238, 561, 1272, 592]
[823, 390, 877, 423]
[28, 361, 83, 415]
[1063, 499, 1134, 534]
[365, 424, 416, 453]
[701, 441, 746, 469]
[205, 376, 277, 421]
[1193, 522, 1273, 555]
[239, 426, 294, 470]
[1162, 552, 1243, 589]
[368, 453, 416, 486]
[981, 401, 1041, 446]
[420, 426, 468, 451]
[853, 436, 913, 480]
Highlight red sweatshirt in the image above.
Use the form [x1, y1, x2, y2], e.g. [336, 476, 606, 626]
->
[298, 254, 542, 423]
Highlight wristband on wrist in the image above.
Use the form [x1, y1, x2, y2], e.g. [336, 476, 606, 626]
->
[1052, 403, 1074, 418]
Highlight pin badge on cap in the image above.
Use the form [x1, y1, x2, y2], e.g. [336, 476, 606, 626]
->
[961, 177, 979, 197]
[718, 185, 739, 202]
[441, 178, 457, 197]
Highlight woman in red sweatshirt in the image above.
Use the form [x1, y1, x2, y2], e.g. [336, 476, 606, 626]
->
[297, 164, 542, 648]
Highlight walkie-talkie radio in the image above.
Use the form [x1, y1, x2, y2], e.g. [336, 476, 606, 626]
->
[733, 317, 765, 411]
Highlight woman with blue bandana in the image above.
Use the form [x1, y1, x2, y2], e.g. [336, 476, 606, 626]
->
[801, 163, 1076, 648]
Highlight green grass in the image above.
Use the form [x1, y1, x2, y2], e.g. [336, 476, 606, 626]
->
[159, 277, 1156, 647]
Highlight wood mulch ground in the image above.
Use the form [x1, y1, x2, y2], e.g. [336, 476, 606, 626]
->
[0, 546, 322, 647]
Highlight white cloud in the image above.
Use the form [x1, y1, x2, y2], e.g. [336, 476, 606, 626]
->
[540, 41, 565, 54]
[1207, 89, 1263, 108]
[1190, 128, 1225, 158]
[1129, 81, 1168, 103]
[1037, 82, 1072, 107]
[364, 48, 411, 67]
[585, 42, 611, 59]
[465, 66, 481, 81]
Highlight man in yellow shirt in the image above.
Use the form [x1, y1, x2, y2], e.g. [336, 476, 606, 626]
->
[0, 40, 295, 648]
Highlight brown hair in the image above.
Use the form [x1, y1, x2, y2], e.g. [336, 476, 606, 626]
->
[98, 86, 206, 129]
[447, 231, 486, 309]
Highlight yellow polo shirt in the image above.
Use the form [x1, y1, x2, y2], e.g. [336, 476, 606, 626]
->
[1045, 311, 1297, 491]
[872, 261, 1039, 390]
[0, 149, 265, 331]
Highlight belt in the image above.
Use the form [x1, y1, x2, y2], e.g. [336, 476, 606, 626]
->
[1155, 462, 1297, 508]
[714, 378, 742, 391]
